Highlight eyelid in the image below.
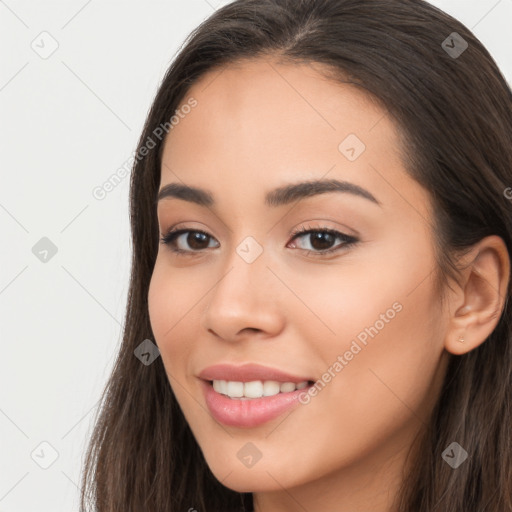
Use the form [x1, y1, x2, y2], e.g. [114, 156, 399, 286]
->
[287, 217, 360, 239]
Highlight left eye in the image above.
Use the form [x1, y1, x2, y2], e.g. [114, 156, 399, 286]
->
[159, 226, 358, 257]
[288, 227, 358, 255]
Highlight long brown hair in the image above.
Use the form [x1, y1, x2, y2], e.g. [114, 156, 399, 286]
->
[79, 1, 512, 510]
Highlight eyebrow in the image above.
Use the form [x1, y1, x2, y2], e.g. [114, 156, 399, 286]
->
[156, 178, 381, 208]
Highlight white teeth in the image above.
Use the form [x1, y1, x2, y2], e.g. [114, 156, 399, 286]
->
[244, 380, 263, 398]
[262, 380, 281, 396]
[226, 381, 244, 397]
[212, 379, 310, 399]
[280, 382, 296, 393]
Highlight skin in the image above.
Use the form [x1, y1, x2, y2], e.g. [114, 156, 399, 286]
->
[147, 57, 510, 512]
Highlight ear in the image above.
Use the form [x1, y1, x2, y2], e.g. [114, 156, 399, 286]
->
[444, 235, 510, 355]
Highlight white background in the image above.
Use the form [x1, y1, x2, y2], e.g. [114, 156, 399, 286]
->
[1, 0, 511, 510]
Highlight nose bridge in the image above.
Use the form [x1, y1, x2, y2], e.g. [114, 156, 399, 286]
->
[201, 233, 283, 338]
[212, 233, 269, 304]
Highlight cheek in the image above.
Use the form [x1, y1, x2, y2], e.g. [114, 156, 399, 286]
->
[148, 262, 220, 449]
[260, 238, 445, 472]
[238, 281, 445, 491]
[147, 261, 199, 376]
[310, 236, 444, 411]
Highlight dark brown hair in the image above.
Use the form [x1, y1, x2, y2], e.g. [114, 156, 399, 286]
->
[80, 1, 512, 510]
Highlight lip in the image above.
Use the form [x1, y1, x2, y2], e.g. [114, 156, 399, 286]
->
[198, 363, 314, 383]
[200, 379, 312, 428]
[198, 363, 315, 428]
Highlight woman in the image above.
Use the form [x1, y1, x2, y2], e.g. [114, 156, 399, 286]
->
[80, 1, 512, 510]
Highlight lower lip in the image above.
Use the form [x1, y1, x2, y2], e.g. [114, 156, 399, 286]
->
[201, 379, 310, 428]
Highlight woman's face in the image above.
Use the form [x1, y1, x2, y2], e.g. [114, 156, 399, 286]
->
[148, 57, 452, 503]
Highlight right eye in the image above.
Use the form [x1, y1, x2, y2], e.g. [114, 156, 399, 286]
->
[160, 228, 220, 254]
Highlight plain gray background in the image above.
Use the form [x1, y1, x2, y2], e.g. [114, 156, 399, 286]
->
[1, 0, 511, 510]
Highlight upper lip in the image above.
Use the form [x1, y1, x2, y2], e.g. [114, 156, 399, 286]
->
[198, 363, 314, 383]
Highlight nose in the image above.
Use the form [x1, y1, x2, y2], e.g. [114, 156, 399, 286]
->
[200, 248, 285, 343]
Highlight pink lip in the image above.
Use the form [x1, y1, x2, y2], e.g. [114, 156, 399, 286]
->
[200, 380, 312, 428]
[198, 363, 315, 428]
[198, 363, 313, 383]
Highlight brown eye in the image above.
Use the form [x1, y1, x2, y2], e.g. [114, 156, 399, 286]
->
[289, 227, 358, 256]
[160, 229, 219, 253]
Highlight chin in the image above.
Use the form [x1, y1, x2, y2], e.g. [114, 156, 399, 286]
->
[214, 469, 285, 493]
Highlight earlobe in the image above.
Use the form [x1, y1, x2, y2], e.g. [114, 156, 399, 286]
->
[444, 235, 510, 356]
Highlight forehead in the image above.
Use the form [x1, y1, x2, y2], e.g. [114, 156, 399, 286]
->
[159, 57, 431, 224]
[164, 57, 388, 159]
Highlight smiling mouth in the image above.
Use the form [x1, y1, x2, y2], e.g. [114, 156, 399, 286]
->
[208, 379, 316, 400]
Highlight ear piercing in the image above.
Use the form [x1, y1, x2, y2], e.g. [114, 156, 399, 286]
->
[457, 335, 465, 343]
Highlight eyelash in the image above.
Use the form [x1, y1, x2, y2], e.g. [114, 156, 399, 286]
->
[159, 224, 358, 258]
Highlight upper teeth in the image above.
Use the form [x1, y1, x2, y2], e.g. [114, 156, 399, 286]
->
[212, 380, 308, 399]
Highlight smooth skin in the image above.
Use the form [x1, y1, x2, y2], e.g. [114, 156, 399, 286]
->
[148, 57, 510, 512]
